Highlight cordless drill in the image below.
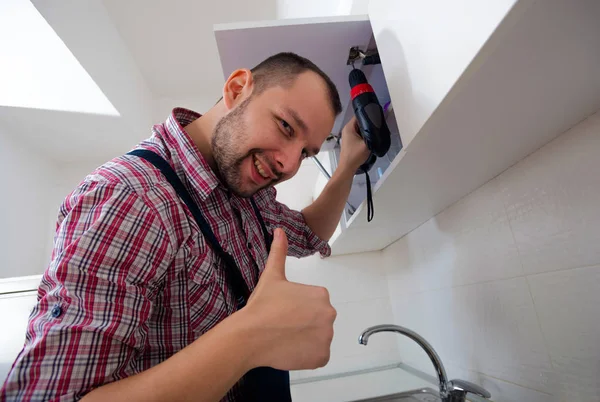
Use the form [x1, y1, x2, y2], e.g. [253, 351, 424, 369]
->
[348, 68, 391, 221]
[349, 68, 391, 174]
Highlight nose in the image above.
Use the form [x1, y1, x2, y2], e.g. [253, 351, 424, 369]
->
[273, 144, 303, 176]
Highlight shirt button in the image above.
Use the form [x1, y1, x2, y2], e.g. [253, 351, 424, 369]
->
[50, 304, 62, 318]
[247, 242, 253, 249]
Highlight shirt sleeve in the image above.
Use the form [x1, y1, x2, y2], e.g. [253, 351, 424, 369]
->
[1, 181, 174, 402]
[256, 187, 331, 258]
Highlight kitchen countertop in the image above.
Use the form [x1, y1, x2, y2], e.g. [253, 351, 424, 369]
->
[290, 366, 436, 402]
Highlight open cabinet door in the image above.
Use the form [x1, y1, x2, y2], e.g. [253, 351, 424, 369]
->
[214, 15, 403, 235]
[214, 15, 373, 137]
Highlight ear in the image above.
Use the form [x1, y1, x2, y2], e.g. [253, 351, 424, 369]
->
[222, 68, 253, 111]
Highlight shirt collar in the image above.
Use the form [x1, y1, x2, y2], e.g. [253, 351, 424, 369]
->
[161, 107, 221, 201]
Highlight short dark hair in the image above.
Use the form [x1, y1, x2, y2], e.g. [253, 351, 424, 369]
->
[250, 52, 342, 116]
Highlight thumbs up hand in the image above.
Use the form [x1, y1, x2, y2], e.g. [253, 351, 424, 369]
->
[243, 228, 337, 371]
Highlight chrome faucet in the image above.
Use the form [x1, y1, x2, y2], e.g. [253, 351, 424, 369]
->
[359, 325, 491, 402]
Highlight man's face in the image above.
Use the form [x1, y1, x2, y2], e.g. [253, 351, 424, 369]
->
[212, 71, 335, 197]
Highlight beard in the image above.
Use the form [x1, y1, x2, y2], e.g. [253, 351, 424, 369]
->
[211, 97, 277, 197]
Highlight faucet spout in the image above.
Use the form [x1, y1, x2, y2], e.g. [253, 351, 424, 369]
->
[358, 332, 370, 345]
[359, 324, 449, 397]
[359, 324, 491, 401]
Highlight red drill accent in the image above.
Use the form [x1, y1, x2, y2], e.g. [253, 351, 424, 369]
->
[351, 83, 374, 99]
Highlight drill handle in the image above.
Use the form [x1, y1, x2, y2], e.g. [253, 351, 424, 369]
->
[352, 93, 391, 158]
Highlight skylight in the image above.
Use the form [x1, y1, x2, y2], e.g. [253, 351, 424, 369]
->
[0, 0, 119, 116]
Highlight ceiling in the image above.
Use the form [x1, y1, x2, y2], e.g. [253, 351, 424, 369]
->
[101, 0, 279, 100]
[101, 0, 353, 103]
[0, 106, 132, 166]
[1, 0, 356, 165]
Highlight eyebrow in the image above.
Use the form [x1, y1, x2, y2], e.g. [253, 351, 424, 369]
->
[283, 107, 320, 156]
[285, 107, 308, 133]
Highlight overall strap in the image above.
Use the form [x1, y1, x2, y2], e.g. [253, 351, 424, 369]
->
[127, 149, 250, 303]
[250, 198, 273, 253]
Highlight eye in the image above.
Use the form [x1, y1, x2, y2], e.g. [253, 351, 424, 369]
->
[280, 119, 293, 136]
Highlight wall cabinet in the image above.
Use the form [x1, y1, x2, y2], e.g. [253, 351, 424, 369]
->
[215, 0, 600, 255]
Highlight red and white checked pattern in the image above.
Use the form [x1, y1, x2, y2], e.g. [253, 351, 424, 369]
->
[1, 108, 330, 401]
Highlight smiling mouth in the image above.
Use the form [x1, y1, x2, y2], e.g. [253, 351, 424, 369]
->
[253, 154, 275, 180]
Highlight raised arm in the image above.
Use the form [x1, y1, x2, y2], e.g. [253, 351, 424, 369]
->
[302, 117, 370, 241]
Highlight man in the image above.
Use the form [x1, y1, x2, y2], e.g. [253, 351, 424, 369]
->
[1, 52, 369, 401]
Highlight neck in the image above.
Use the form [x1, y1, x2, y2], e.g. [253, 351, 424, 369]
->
[184, 103, 226, 171]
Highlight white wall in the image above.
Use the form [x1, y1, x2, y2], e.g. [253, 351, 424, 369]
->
[287, 251, 397, 381]
[0, 125, 101, 279]
[276, 0, 350, 19]
[349, 0, 369, 14]
[0, 118, 120, 381]
[153, 96, 218, 125]
[0, 128, 59, 278]
[276, 164, 399, 382]
[382, 110, 600, 402]
[0, 291, 37, 383]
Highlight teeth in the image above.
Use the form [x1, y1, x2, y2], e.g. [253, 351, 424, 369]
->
[254, 156, 269, 179]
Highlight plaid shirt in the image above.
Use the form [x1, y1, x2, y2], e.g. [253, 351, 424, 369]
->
[1, 108, 330, 401]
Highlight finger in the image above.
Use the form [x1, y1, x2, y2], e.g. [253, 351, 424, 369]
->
[262, 228, 289, 280]
[345, 116, 361, 138]
[344, 116, 357, 134]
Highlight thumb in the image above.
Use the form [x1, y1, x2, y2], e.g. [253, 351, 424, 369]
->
[263, 228, 288, 280]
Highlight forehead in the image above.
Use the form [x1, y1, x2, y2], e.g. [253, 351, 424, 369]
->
[257, 72, 336, 143]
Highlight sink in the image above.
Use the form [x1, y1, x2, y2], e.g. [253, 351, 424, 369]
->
[351, 387, 440, 402]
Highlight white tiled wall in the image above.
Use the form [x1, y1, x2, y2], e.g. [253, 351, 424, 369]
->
[528, 266, 600, 402]
[382, 110, 600, 402]
[276, 164, 400, 382]
[286, 253, 399, 381]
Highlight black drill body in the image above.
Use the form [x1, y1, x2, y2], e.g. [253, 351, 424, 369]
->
[349, 68, 391, 173]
